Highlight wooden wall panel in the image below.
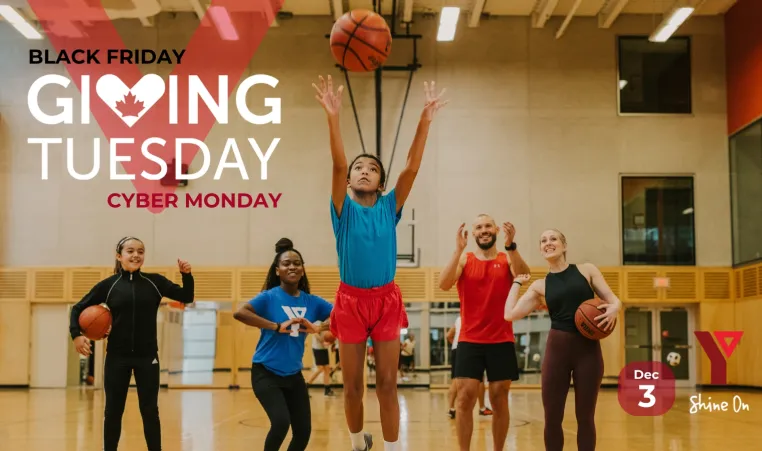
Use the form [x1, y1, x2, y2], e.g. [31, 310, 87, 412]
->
[31, 269, 66, 303]
[0, 302, 30, 384]
[625, 269, 661, 302]
[307, 268, 340, 302]
[0, 269, 28, 302]
[734, 298, 762, 387]
[395, 269, 428, 302]
[69, 268, 107, 301]
[2, 263, 762, 388]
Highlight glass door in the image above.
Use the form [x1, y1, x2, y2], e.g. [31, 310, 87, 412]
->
[624, 307, 653, 367]
[657, 307, 693, 386]
[624, 306, 695, 387]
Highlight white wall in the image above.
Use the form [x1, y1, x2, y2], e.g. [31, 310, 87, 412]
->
[29, 304, 70, 388]
[0, 13, 731, 268]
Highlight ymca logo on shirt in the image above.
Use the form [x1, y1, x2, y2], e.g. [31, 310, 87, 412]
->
[282, 306, 307, 337]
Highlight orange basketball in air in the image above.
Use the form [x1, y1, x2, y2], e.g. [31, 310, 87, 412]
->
[575, 299, 615, 340]
[330, 9, 392, 72]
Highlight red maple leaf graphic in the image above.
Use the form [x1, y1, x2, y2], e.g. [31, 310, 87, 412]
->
[115, 92, 144, 117]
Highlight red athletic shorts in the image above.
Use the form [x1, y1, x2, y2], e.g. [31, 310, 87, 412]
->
[329, 281, 409, 344]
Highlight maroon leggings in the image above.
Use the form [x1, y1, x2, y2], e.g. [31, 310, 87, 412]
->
[541, 329, 604, 451]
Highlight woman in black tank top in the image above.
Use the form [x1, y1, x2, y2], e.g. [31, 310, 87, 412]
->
[502, 229, 622, 451]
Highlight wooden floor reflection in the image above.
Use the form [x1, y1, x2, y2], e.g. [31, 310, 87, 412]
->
[1, 387, 761, 450]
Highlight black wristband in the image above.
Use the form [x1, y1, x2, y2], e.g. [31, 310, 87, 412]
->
[273, 322, 280, 331]
[505, 242, 517, 251]
[513, 281, 522, 286]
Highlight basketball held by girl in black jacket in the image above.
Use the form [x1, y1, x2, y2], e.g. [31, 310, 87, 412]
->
[68, 236, 195, 451]
[70, 236, 195, 358]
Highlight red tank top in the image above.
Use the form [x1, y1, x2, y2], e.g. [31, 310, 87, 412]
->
[456, 252, 515, 344]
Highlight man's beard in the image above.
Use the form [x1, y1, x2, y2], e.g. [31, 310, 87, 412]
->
[476, 234, 497, 250]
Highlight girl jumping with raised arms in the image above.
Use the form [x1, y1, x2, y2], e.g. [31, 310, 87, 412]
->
[313, 75, 448, 451]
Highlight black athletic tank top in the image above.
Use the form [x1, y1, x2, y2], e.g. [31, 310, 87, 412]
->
[544, 264, 595, 333]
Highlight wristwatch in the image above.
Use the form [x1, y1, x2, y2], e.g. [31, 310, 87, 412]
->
[505, 242, 517, 251]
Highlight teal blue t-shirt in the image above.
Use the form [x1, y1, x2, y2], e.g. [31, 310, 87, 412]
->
[249, 286, 333, 377]
[330, 189, 403, 288]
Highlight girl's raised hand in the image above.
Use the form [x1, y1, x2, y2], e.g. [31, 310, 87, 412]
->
[313, 75, 344, 117]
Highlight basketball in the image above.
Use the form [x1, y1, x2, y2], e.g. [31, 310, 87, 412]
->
[78, 305, 112, 341]
[323, 331, 336, 344]
[574, 299, 614, 340]
[330, 9, 392, 72]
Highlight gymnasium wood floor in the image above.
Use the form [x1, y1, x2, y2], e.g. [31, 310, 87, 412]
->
[1, 387, 761, 450]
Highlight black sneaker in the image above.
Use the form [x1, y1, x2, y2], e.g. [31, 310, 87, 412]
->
[448, 409, 455, 419]
[351, 432, 373, 450]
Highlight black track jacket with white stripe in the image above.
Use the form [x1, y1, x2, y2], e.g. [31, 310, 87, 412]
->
[69, 268, 195, 357]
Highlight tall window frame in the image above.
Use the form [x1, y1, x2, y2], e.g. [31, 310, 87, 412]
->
[620, 175, 696, 266]
[616, 35, 693, 116]
[729, 119, 762, 267]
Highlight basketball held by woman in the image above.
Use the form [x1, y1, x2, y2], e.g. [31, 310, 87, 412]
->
[504, 229, 622, 451]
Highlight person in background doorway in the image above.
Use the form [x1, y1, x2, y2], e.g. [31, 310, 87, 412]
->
[308, 321, 336, 397]
[86, 341, 95, 385]
[330, 340, 342, 379]
[398, 333, 416, 381]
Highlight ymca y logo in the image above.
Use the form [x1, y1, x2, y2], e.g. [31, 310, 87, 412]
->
[282, 306, 307, 337]
[694, 331, 743, 385]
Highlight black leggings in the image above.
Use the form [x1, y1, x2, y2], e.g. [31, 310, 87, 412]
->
[251, 363, 311, 451]
[541, 329, 604, 451]
[104, 353, 161, 451]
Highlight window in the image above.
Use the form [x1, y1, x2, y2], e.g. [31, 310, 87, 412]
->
[617, 36, 692, 114]
[621, 176, 695, 265]
[730, 120, 762, 266]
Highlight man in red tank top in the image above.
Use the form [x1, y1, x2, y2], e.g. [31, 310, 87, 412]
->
[438, 214, 531, 451]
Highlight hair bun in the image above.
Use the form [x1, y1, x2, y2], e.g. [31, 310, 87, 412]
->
[275, 238, 294, 253]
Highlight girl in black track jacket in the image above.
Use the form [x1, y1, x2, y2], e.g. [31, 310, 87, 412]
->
[69, 236, 195, 451]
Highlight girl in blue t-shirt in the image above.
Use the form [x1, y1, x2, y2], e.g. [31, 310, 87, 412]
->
[233, 238, 333, 451]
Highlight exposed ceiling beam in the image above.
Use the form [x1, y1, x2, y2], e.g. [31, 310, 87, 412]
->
[468, 0, 486, 27]
[330, 0, 343, 21]
[402, 0, 413, 23]
[192, 0, 278, 28]
[187, 0, 209, 23]
[712, 0, 737, 13]
[532, 0, 559, 28]
[555, 0, 582, 38]
[598, 0, 629, 29]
